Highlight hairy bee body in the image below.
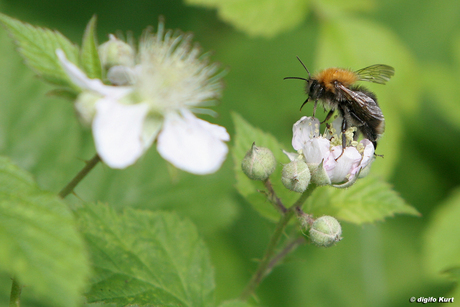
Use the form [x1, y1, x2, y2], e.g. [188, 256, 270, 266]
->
[285, 60, 394, 151]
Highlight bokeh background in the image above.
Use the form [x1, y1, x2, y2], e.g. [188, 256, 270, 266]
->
[0, 0, 459, 306]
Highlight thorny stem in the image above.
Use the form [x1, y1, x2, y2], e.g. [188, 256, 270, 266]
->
[240, 206, 295, 301]
[58, 154, 101, 198]
[265, 236, 306, 275]
[263, 179, 287, 214]
[292, 183, 316, 208]
[240, 185, 317, 301]
[9, 277, 22, 307]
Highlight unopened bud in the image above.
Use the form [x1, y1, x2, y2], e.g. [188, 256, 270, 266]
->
[107, 65, 137, 85]
[281, 159, 310, 193]
[99, 34, 135, 69]
[309, 216, 342, 247]
[241, 143, 276, 181]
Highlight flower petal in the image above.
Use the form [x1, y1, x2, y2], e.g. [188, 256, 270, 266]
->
[324, 115, 343, 139]
[157, 111, 229, 175]
[303, 137, 331, 164]
[56, 49, 131, 98]
[93, 99, 153, 169]
[325, 146, 362, 183]
[358, 139, 375, 169]
[292, 116, 321, 151]
[352, 139, 375, 178]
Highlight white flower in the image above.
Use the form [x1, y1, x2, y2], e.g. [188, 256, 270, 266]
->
[288, 116, 375, 185]
[56, 22, 230, 174]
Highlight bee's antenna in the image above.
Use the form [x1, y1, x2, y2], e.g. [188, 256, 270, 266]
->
[283, 77, 308, 81]
[296, 56, 311, 79]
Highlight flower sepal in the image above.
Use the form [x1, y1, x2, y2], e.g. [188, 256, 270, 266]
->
[309, 160, 331, 186]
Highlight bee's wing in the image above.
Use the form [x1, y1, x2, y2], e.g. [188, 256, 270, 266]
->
[337, 84, 384, 121]
[354, 64, 394, 84]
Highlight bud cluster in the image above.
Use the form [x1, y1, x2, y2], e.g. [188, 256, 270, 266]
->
[240, 115, 377, 248]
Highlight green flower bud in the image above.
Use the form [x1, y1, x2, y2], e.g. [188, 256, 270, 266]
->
[107, 65, 136, 85]
[241, 143, 276, 181]
[281, 159, 310, 193]
[309, 216, 342, 247]
[99, 34, 135, 69]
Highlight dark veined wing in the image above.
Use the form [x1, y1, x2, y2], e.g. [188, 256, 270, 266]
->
[354, 64, 394, 84]
[336, 84, 384, 121]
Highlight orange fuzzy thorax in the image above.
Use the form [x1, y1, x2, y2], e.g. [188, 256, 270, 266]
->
[314, 68, 358, 92]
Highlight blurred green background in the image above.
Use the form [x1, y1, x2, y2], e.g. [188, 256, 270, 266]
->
[0, 0, 459, 306]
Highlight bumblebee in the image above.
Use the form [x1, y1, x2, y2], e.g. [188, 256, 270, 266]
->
[285, 57, 394, 151]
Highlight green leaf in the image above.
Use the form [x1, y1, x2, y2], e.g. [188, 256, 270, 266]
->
[77, 204, 215, 307]
[0, 156, 89, 307]
[219, 300, 255, 307]
[232, 112, 299, 221]
[423, 188, 460, 277]
[81, 15, 102, 79]
[185, 0, 310, 38]
[304, 175, 420, 224]
[0, 13, 80, 88]
[311, 0, 376, 18]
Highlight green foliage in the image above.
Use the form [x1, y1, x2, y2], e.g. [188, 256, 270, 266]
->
[77, 203, 215, 306]
[0, 0, 458, 305]
[305, 176, 420, 224]
[0, 13, 79, 89]
[81, 15, 102, 80]
[0, 156, 89, 307]
[423, 188, 460, 276]
[219, 300, 255, 307]
[311, 0, 376, 17]
[185, 0, 310, 38]
[421, 62, 460, 130]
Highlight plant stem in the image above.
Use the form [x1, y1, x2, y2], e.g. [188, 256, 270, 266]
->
[263, 179, 287, 214]
[240, 185, 317, 301]
[265, 236, 306, 274]
[240, 206, 295, 301]
[58, 154, 101, 198]
[292, 184, 316, 208]
[9, 278, 22, 307]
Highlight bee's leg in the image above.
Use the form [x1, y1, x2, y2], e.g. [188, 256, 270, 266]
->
[300, 97, 310, 111]
[320, 109, 335, 124]
[335, 117, 348, 161]
[312, 99, 317, 117]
